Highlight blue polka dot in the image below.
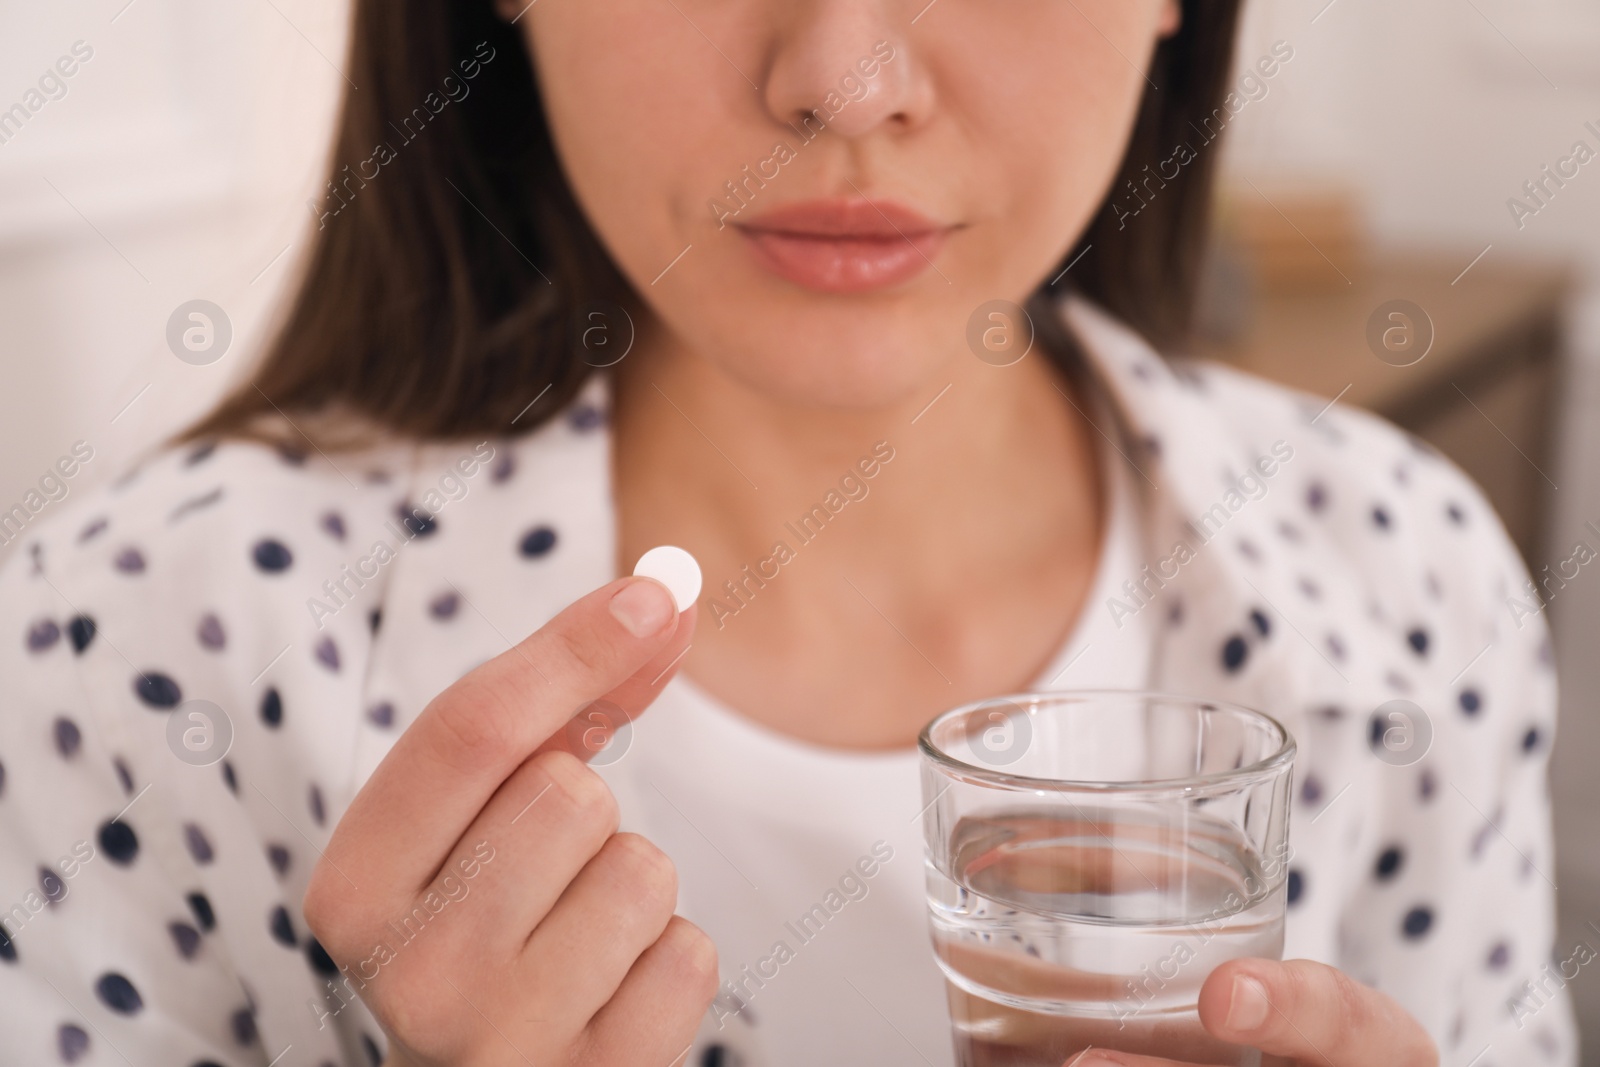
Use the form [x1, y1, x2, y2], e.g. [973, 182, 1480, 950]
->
[1372, 506, 1392, 529]
[1250, 609, 1271, 637]
[1286, 869, 1304, 905]
[1523, 727, 1543, 753]
[1407, 628, 1429, 656]
[315, 636, 341, 672]
[184, 824, 214, 864]
[41, 868, 67, 904]
[1459, 689, 1482, 716]
[306, 936, 339, 976]
[1488, 941, 1511, 971]
[569, 404, 605, 432]
[133, 672, 182, 709]
[169, 921, 201, 960]
[25, 618, 60, 653]
[270, 905, 297, 947]
[367, 702, 395, 728]
[430, 592, 460, 620]
[1300, 776, 1323, 806]
[221, 760, 238, 794]
[1375, 846, 1403, 880]
[232, 1006, 258, 1046]
[520, 526, 558, 559]
[399, 504, 437, 538]
[252, 539, 293, 573]
[67, 615, 96, 654]
[197, 613, 226, 650]
[53, 717, 82, 759]
[267, 843, 291, 876]
[362, 1033, 382, 1066]
[98, 819, 139, 865]
[1402, 906, 1434, 939]
[1221, 635, 1248, 672]
[58, 1022, 90, 1062]
[0, 925, 15, 963]
[261, 688, 283, 727]
[188, 892, 216, 931]
[94, 973, 143, 1014]
[113, 547, 146, 574]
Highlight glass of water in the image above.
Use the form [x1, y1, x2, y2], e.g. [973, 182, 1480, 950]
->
[918, 691, 1296, 1067]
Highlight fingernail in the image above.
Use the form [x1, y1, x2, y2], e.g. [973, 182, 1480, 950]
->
[1227, 974, 1271, 1032]
[1073, 1053, 1127, 1066]
[609, 578, 676, 637]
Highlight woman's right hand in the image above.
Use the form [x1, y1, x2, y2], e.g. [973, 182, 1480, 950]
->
[302, 575, 713, 1067]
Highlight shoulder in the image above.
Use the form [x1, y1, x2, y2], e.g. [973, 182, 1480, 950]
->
[1067, 285, 1552, 718]
[1173, 359, 1556, 779]
[1181, 357, 1530, 618]
[0, 434, 417, 745]
[3, 434, 414, 631]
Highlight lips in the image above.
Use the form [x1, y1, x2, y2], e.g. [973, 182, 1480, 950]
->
[733, 198, 952, 294]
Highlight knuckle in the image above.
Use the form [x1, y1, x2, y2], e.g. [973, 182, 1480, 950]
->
[1407, 1036, 1441, 1067]
[301, 863, 360, 951]
[662, 916, 719, 1003]
[533, 750, 620, 834]
[1281, 961, 1365, 1057]
[608, 832, 678, 905]
[429, 677, 521, 773]
[535, 623, 612, 685]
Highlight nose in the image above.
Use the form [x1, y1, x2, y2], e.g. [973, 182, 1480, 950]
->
[761, 0, 931, 140]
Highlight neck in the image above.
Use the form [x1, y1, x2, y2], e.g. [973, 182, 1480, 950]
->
[609, 313, 1104, 744]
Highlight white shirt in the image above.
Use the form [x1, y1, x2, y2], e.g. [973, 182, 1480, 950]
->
[0, 296, 1575, 1067]
[606, 415, 1150, 1066]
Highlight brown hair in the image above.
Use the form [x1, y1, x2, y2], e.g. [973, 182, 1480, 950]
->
[183, 0, 1242, 448]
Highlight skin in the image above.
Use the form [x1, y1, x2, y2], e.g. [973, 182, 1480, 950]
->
[303, 2, 1440, 1063]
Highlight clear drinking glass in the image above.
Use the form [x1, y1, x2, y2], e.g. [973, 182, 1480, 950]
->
[918, 691, 1296, 1067]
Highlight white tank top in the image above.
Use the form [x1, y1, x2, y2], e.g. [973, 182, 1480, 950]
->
[597, 443, 1151, 1067]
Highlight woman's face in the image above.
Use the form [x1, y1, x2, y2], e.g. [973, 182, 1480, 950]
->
[501, 0, 1179, 409]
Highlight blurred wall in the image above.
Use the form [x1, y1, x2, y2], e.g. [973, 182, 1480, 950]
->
[0, 0, 347, 538]
[2, 0, 1598, 1044]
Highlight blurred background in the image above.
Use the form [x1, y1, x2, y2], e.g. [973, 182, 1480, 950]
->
[2, 0, 1598, 1047]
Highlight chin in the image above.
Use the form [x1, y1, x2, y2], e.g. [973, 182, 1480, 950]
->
[707, 315, 954, 412]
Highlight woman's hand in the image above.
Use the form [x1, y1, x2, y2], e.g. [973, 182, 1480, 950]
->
[1073, 958, 1439, 1067]
[302, 576, 713, 1067]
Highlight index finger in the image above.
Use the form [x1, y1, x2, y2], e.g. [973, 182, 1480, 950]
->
[321, 575, 689, 904]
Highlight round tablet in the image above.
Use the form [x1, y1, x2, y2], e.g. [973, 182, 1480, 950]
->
[632, 545, 702, 611]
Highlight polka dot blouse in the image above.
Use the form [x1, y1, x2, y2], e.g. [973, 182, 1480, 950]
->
[0, 295, 1575, 1066]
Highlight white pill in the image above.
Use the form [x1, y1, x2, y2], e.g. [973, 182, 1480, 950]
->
[633, 545, 702, 612]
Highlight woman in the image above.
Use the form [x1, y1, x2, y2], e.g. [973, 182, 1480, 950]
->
[0, 1, 1572, 1064]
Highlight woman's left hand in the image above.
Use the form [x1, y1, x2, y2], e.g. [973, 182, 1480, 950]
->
[1073, 958, 1439, 1067]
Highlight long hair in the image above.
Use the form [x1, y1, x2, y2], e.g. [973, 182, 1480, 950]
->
[182, 0, 1243, 447]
